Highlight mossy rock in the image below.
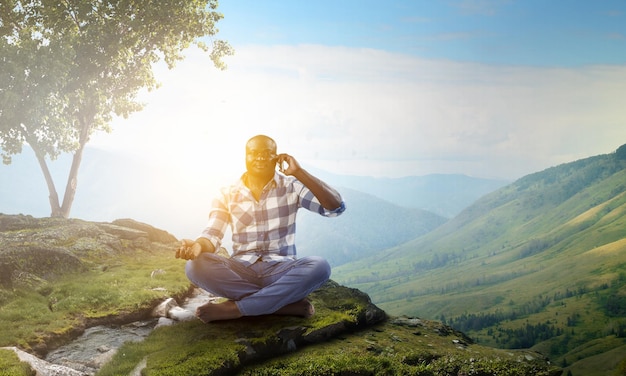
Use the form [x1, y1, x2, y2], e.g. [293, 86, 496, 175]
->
[96, 280, 559, 376]
[0, 215, 178, 288]
[97, 280, 387, 375]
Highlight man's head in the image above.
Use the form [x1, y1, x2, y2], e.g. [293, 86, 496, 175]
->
[245, 135, 278, 179]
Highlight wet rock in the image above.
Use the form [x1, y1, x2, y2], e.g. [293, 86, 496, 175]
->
[152, 297, 178, 318]
[168, 306, 196, 321]
[2, 346, 87, 376]
[43, 323, 154, 375]
[155, 317, 176, 328]
[152, 296, 197, 321]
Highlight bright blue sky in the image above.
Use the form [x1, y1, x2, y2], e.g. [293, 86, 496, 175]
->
[217, 0, 626, 66]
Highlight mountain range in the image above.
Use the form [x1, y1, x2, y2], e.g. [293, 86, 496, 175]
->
[295, 188, 447, 266]
[333, 145, 626, 375]
[308, 168, 509, 218]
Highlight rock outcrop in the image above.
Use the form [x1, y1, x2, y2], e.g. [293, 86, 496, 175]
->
[2, 346, 84, 376]
[0, 214, 177, 289]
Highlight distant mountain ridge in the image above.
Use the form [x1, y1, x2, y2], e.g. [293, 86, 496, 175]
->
[333, 146, 626, 375]
[309, 168, 509, 218]
[296, 187, 447, 266]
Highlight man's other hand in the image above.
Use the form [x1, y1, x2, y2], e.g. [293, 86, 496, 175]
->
[175, 239, 203, 260]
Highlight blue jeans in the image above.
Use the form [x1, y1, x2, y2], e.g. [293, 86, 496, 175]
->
[185, 253, 331, 316]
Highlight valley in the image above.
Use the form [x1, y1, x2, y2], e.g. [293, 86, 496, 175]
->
[333, 147, 626, 375]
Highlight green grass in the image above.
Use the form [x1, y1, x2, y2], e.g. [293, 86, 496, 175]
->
[0, 248, 190, 352]
[96, 281, 368, 375]
[96, 320, 247, 376]
[94, 280, 559, 376]
[238, 321, 559, 376]
[562, 341, 626, 376]
[0, 349, 35, 376]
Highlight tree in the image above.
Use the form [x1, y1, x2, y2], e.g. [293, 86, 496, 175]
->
[0, 0, 233, 217]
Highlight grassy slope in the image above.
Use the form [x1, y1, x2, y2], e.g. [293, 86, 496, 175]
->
[0, 350, 34, 376]
[333, 153, 626, 373]
[0, 242, 190, 353]
[237, 320, 559, 376]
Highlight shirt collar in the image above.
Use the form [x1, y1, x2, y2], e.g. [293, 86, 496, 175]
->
[239, 172, 280, 191]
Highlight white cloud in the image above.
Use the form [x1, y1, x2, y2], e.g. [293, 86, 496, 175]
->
[77, 44, 626, 237]
[91, 44, 626, 182]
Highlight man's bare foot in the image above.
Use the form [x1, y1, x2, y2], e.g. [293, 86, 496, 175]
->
[274, 299, 315, 318]
[196, 300, 242, 323]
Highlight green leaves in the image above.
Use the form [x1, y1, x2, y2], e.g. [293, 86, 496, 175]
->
[1, 0, 232, 156]
[0, 0, 232, 216]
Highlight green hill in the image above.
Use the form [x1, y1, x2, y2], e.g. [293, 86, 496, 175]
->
[297, 187, 447, 266]
[333, 147, 626, 375]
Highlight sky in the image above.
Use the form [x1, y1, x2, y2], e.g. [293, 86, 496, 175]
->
[4, 0, 626, 237]
[89, 0, 626, 182]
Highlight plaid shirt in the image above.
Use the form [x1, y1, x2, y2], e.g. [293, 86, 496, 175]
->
[199, 172, 345, 265]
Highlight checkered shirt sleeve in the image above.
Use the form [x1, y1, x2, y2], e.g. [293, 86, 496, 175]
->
[198, 173, 345, 260]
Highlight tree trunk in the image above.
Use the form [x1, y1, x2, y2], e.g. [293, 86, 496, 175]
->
[30, 112, 90, 218]
[32, 147, 64, 217]
[58, 113, 92, 218]
[59, 143, 86, 218]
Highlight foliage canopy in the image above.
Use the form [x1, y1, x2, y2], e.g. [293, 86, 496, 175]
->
[0, 0, 232, 217]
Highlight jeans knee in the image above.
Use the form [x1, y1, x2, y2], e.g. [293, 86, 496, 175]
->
[308, 256, 331, 283]
[185, 260, 199, 283]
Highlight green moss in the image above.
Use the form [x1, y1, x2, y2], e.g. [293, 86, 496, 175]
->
[96, 281, 383, 375]
[239, 321, 560, 376]
[0, 349, 35, 376]
[0, 249, 190, 350]
[97, 321, 246, 376]
[96, 281, 558, 376]
[241, 353, 427, 376]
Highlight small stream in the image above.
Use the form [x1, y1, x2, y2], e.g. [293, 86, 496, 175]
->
[44, 288, 216, 375]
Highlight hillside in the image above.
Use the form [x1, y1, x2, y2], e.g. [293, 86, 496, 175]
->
[0, 215, 559, 375]
[296, 187, 447, 266]
[333, 148, 626, 375]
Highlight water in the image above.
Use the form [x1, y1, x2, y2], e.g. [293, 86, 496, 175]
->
[44, 288, 217, 375]
[44, 322, 155, 374]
